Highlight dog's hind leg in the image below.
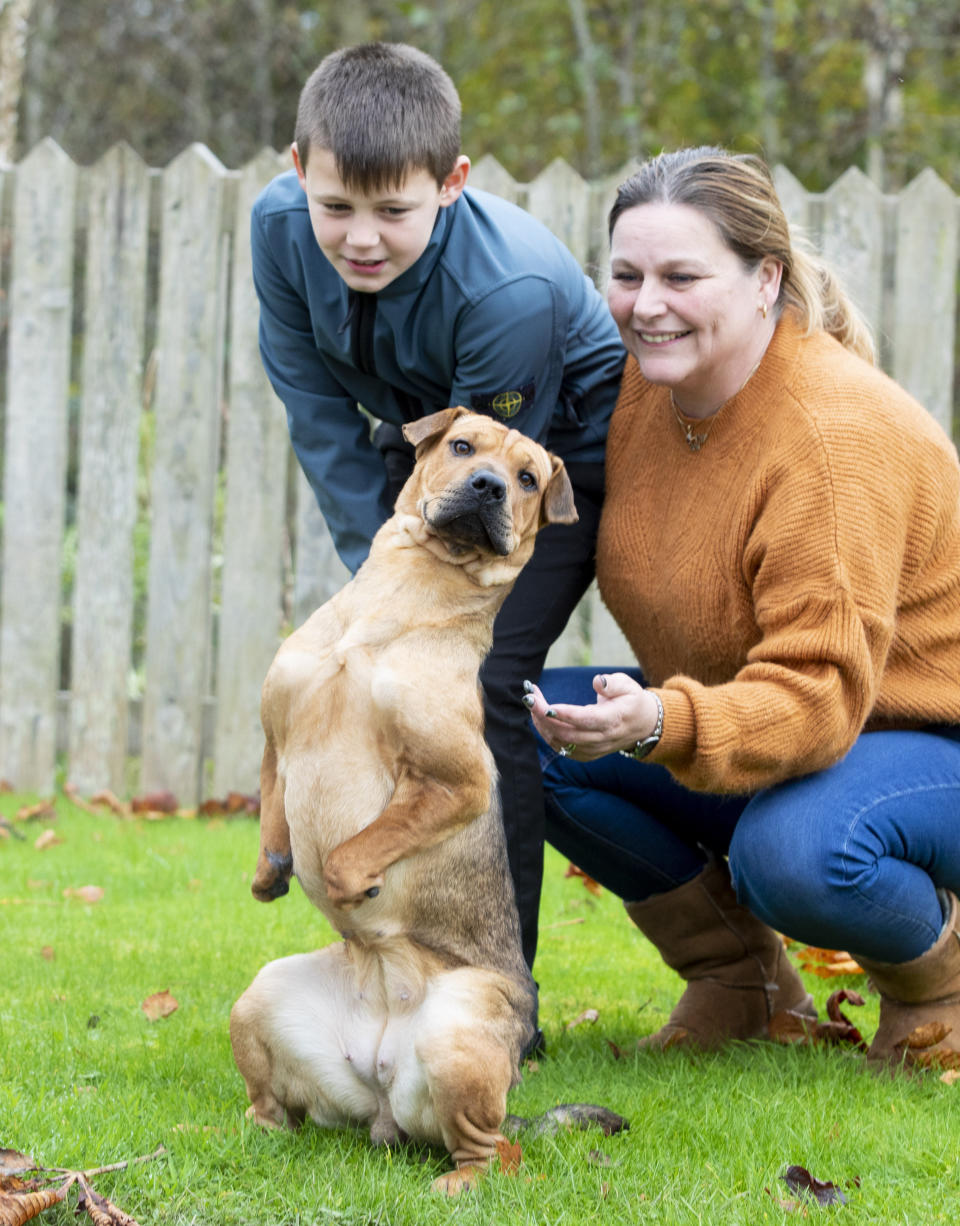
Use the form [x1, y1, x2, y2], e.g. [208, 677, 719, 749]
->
[395, 967, 523, 1194]
[251, 737, 293, 901]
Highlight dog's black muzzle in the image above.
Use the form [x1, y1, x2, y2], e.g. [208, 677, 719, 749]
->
[426, 469, 513, 556]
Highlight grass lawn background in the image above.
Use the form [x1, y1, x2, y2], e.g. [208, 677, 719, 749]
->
[1, 794, 958, 1224]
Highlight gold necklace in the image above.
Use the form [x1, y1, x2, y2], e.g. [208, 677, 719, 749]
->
[670, 394, 713, 452]
[669, 358, 764, 453]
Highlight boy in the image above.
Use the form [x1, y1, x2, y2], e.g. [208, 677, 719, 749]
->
[252, 42, 624, 986]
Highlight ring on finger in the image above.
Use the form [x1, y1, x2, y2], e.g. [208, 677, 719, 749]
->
[559, 741, 578, 757]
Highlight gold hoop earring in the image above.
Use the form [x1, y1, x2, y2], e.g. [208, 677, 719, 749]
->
[759, 301, 768, 319]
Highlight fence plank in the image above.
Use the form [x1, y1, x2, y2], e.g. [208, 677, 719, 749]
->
[819, 166, 885, 342]
[891, 169, 958, 435]
[0, 139, 76, 790]
[468, 153, 523, 205]
[211, 149, 290, 796]
[526, 157, 591, 268]
[141, 145, 228, 805]
[772, 164, 811, 236]
[67, 144, 150, 794]
[292, 467, 350, 630]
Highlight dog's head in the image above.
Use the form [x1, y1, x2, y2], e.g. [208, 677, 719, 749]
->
[394, 408, 578, 583]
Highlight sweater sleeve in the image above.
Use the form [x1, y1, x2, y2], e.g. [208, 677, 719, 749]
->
[652, 408, 905, 793]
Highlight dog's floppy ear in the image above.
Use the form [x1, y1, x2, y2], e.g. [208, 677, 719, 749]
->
[402, 407, 471, 452]
[541, 456, 579, 526]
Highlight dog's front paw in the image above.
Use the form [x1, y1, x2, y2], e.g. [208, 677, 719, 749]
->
[322, 849, 384, 910]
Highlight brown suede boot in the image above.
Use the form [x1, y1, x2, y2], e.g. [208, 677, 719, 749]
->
[625, 859, 817, 1049]
[855, 890, 960, 1069]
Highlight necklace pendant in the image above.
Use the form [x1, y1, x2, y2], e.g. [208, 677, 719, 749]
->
[685, 425, 706, 452]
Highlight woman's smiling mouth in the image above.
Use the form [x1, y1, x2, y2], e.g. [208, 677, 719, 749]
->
[638, 330, 691, 344]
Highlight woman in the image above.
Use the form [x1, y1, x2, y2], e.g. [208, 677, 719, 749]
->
[522, 147, 960, 1065]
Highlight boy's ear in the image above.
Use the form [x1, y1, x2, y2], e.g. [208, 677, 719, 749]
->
[291, 142, 307, 189]
[439, 156, 470, 208]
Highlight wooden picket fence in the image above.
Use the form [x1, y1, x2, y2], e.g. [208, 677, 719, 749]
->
[0, 140, 957, 804]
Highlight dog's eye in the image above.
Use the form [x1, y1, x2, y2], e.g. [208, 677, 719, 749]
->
[518, 470, 538, 490]
[450, 438, 474, 456]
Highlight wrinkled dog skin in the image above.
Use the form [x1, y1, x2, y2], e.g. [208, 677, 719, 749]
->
[230, 409, 577, 1193]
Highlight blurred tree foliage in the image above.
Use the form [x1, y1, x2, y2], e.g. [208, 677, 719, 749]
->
[14, 0, 960, 189]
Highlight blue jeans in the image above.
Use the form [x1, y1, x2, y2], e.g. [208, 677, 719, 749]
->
[538, 666, 960, 962]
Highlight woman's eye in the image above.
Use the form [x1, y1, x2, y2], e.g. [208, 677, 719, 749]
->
[611, 271, 639, 283]
[451, 439, 473, 456]
[518, 470, 537, 490]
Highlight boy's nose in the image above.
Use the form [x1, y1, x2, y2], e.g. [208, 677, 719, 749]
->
[346, 223, 380, 249]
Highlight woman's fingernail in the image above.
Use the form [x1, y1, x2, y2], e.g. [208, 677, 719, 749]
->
[522, 679, 534, 693]
[521, 694, 534, 709]
[545, 708, 557, 719]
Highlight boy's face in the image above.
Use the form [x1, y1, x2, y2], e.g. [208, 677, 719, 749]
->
[293, 146, 469, 293]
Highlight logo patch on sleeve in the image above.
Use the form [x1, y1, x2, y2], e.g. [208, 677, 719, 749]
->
[471, 382, 535, 420]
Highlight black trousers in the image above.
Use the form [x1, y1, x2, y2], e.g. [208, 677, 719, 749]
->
[376, 424, 604, 970]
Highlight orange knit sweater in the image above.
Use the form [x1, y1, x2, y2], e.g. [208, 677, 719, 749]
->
[596, 310, 960, 794]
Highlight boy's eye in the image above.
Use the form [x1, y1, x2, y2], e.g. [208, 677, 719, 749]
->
[518, 470, 537, 490]
[381, 207, 410, 218]
[450, 438, 473, 456]
[321, 202, 351, 214]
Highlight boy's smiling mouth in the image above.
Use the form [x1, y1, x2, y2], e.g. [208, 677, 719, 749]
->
[345, 257, 388, 274]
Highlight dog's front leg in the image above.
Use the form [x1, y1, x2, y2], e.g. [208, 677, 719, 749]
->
[322, 767, 488, 909]
[251, 738, 293, 901]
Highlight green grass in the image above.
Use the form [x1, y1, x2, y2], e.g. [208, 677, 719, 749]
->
[2, 796, 958, 1224]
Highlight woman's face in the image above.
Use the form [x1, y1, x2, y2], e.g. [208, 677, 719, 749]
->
[606, 201, 781, 414]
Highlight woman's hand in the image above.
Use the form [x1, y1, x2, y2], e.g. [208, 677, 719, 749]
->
[521, 672, 661, 760]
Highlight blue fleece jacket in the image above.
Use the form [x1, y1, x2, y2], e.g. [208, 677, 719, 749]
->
[252, 169, 625, 572]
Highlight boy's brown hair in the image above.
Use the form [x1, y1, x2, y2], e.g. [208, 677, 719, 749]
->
[294, 42, 461, 192]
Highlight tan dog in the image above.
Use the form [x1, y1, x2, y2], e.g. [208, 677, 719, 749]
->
[230, 408, 578, 1193]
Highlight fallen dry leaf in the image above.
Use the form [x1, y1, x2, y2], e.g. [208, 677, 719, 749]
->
[40, 947, 54, 962]
[63, 784, 106, 816]
[15, 799, 56, 823]
[564, 862, 603, 896]
[566, 1008, 599, 1030]
[130, 790, 178, 816]
[781, 1164, 849, 1207]
[88, 791, 130, 818]
[796, 946, 863, 977]
[198, 792, 259, 817]
[940, 1068, 960, 1085]
[63, 886, 104, 904]
[33, 830, 61, 851]
[0, 1182, 68, 1225]
[770, 988, 867, 1051]
[586, 1149, 618, 1167]
[141, 991, 178, 1021]
[495, 1137, 522, 1175]
[895, 1021, 952, 1050]
[0, 1152, 37, 1179]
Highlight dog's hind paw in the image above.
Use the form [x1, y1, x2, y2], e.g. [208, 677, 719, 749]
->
[431, 1163, 485, 1196]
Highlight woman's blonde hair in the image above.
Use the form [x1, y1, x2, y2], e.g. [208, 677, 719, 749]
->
[609, 147, 876, 364]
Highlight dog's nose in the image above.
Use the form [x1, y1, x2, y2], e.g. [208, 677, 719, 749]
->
[469, 469, 506, 503]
